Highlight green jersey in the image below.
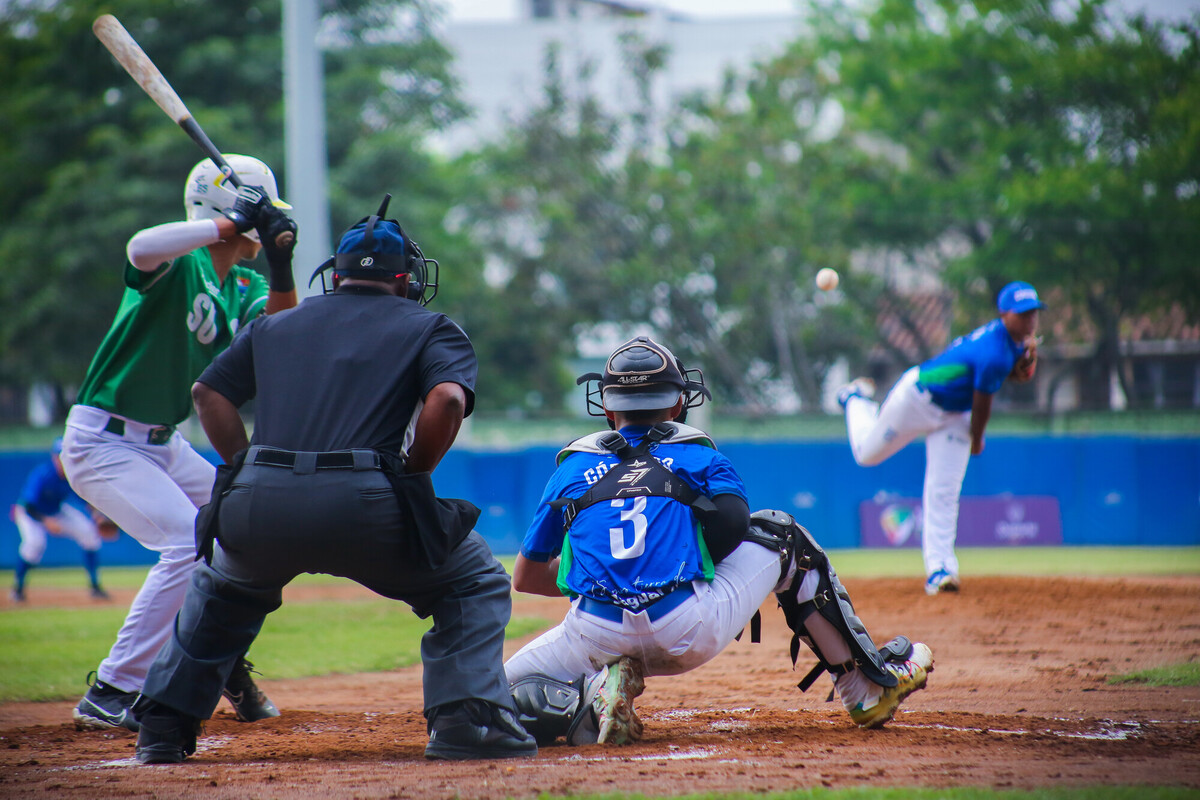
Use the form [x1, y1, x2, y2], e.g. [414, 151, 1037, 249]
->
[75, 248, 270, 426]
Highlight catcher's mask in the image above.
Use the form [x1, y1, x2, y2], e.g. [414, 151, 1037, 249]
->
[308, 194, 439, 305]
[577, 336, 711, 421]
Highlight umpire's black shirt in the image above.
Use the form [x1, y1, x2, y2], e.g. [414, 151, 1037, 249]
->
[197, 284, 477, 455]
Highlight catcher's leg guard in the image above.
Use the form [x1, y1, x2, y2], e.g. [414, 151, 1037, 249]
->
[744, 509, 795, 585]
[510, 674, 600, 746]
[750, 509, 900, 691]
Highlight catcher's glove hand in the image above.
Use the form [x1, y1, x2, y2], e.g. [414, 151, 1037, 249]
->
[1009, 336, 1039, 383]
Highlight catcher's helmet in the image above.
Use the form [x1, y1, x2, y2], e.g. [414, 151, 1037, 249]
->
[578, 336, 711, 417]
[184, 155, 291, 243]
[308, 194, 438, 305]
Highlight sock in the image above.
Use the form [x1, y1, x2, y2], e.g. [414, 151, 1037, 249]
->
[83, 550, 101, 589]
[834, 668, 881, 711]
[14, 557, 30, 591]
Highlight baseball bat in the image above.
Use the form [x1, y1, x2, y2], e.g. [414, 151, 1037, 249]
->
[92, 14, 294, 249]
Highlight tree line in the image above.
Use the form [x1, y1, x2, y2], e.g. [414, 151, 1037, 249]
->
[2, 0, 1196, 416]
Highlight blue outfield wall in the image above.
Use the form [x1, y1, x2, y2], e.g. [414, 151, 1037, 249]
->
[1, 435, 1197, 569]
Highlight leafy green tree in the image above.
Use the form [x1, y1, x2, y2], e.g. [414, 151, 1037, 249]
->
[0, 0, 471, 415]
[445, 44, 637, 413]
[813, 0, 1200, 408]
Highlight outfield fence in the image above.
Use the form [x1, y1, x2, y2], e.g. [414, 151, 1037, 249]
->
[1, 434, 1197, 568]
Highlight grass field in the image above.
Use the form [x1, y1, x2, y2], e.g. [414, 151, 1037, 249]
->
[2, 549, 1197, 799]
[2, 547, 1196, 704]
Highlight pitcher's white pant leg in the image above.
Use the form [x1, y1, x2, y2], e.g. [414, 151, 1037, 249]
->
[13, 507, 48, 564]
[921, 413, 971, 578]
[846, 369, 939, 466]
[61, 422, 216, 691]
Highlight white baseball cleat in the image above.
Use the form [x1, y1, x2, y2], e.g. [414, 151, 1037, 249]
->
[925, 570, 960, 596]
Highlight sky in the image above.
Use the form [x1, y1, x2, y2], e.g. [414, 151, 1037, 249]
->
[440, 0, 1200, 23]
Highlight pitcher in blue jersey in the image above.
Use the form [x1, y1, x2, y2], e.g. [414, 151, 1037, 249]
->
[506, 337, 934, 746]
[837, 281, 1044, 595]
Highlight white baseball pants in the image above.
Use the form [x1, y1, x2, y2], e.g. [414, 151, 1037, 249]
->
[844, 367, 971, 579]
[13, 503, 101, 564]
[61, 405, 215, 692]
[504, 540, 787, 686]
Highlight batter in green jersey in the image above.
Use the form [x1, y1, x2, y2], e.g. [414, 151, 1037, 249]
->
[61, 154, 298, 733]
[75, 249, 270, 427]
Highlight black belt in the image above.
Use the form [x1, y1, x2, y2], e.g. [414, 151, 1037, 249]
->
[577, 583, 694, 623]
[249, 447, 384, 472]
[103, 417, 175, 445]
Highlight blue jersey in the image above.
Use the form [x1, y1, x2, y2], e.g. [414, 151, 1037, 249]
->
[521, 424, 748, 608]
[19, 459, 75, 520]
[918, 318, 1024, 412]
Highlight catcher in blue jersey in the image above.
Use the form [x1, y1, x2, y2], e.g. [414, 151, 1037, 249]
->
[505, 336, 935, 746]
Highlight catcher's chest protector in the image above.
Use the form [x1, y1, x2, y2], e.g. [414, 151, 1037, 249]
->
[550, 422, 716, 528]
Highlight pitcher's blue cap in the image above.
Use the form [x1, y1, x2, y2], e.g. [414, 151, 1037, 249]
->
[997, 281, 1045, 313]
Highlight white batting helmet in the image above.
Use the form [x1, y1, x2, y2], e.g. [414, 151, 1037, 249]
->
[183, 154, 291, 243]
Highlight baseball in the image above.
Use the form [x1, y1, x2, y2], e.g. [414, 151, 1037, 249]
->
[815, 268, 839, 291]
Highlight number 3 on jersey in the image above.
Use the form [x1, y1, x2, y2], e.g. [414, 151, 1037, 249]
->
[609, 496, 647, 559]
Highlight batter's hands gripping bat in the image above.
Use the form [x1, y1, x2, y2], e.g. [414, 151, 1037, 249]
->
[91, 14, 295, 249]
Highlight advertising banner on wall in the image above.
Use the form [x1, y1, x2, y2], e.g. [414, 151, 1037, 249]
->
[859, 496, 1063, 548]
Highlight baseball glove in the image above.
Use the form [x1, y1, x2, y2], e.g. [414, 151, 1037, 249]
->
[92, 510, 121, 541]
[1009, 336, 1039, 383]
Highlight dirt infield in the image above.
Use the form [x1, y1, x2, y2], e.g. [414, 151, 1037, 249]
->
[2, 574, 1198, 798]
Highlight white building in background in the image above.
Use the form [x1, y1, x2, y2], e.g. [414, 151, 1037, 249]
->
[432, 0, 805, 154]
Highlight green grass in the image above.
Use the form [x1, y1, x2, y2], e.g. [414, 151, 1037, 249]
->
[0, 567, 550, 703]
[824, 546, 1200, 577]
[1109, 662, 1200, 687]
[3, 547, 1197, 703]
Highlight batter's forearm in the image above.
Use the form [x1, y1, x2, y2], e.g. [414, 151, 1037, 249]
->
[265, 289, 298, 314]
[126, 220, 221, 270]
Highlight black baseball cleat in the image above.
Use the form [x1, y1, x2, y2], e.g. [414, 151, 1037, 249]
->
[425, 699, 538, 761]
[222, 657, 279, 721]
[135, 701, 201, 764]
[73, 672, 140, 732]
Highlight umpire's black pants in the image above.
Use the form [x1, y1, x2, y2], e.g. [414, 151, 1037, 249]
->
[141, 462, 515, 721]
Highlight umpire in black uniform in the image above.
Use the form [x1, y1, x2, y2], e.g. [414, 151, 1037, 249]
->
[133, 198, 537, 763]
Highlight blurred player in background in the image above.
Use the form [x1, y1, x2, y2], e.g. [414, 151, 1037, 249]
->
[838, 281, 1044, 595]
[10, 438, 115, 603]
[59, 154, 298, 733]
[505, 336, 933, 747]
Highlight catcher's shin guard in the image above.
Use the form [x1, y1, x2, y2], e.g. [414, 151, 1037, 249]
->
[753, 509, 899, 691]
[510, 674, 600, 746]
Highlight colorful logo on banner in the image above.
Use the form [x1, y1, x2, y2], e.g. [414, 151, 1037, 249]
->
[859, 496, 1063, 547]
[878, 504, 921, 546]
